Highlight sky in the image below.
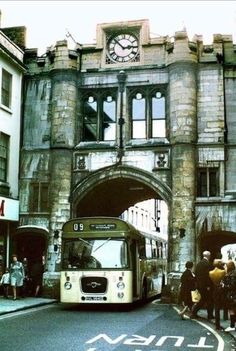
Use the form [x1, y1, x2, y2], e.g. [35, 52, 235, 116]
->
[0, 1, 236, 55]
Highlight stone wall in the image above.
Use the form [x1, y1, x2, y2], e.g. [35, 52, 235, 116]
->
[19, 21, 236, 299]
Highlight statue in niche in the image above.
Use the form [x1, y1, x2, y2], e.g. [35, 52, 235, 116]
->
[157, 153, 167, 168]
[77, 156, 86, 170]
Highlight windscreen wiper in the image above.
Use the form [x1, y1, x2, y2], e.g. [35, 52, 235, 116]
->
[78, 238, 93, 247]
[93, 238, 111, 253]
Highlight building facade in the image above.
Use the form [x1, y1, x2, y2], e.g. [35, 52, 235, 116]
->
[18, 19, 236, 297]
[0, 26, 25, 275]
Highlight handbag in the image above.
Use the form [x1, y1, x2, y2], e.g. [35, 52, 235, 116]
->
[191, 289, 201, 303]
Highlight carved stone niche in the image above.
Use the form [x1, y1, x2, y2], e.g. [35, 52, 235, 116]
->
[74, 153, 88, 171]
[154, 150, 170, 169]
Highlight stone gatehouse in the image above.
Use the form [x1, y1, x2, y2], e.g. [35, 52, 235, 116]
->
[16, 19, 236, 297]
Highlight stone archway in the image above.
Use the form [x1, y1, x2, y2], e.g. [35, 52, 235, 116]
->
[199, 230, 236, 260]
[12, 225, 48, 271]
[71, 164, 172, 217]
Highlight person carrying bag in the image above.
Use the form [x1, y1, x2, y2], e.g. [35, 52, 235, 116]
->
[222, 260, 236, 332]
[178, 261, 196, 319]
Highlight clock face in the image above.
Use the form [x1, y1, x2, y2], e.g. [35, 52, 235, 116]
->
[107, 33, 139, 63]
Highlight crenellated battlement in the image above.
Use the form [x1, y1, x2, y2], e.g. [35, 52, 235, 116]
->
[23, 23, 236, 75]
[24, 40, 79, 74]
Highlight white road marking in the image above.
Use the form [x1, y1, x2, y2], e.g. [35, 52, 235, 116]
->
[173, 306, 225, 351]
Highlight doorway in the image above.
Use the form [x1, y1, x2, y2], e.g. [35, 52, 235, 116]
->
[11, 231, 47, 275]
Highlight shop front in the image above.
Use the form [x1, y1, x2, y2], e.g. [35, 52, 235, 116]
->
[0, 197, 19, 277]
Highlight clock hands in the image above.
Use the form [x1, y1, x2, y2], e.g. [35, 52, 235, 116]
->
[113, 38, 126, 50]
[125, 45, 138, 50]
[113, 38, 138, 51]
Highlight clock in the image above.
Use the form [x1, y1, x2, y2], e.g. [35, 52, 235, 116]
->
[107, 33, 139, 63]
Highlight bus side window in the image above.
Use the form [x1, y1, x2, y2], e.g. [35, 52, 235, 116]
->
[152, 241, 157, 258]
[145, 239, 152, 259]
[163, 243, 167, 259]
[160, 242, 163, 258]
[157, 241, 160, 259]
[138, 238, 146, 259]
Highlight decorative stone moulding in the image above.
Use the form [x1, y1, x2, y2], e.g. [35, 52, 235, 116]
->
[154, 150, 170, 169]
[74, 153, 88, 171]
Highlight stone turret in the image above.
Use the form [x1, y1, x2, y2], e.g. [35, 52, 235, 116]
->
[166, 29, 198, 65]
[47, 40, 78, 273]
[24, 39, 79, 73]
[168, 31, 197, 271]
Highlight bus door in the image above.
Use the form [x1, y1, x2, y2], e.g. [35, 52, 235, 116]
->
[130, 239, 139, 298]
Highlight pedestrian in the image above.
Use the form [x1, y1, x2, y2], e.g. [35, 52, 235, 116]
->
[222, 260, 236, 332]
[191, 250, 214, 319]
[31, 258, 44, 297]
[10, 254, 25, 300]
[178, 261, 196, 319]
[22, 257, 30, 297]
[209, 259, 226, 330]
[0, 267, 10, 298]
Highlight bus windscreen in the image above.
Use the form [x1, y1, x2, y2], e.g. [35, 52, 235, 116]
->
[62, 238, 129, 269]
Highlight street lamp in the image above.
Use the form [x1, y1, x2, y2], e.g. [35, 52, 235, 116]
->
[53, 230, 59, 252]
[117, 70, 127, 163]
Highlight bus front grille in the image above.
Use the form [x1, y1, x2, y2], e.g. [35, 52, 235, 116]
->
[81, 276, 107, 293]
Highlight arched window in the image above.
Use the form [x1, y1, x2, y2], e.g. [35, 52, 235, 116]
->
[103, 95, 116, 141]
[82, 90, 117, 142]
[132, 92, 146, 139]
[151, 92, 166, 138]
[83, 95, 98, 141]
[129, 86, 166, 140]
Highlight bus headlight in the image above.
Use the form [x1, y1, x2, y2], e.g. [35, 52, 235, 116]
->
[64, 282, 72, 290]
[117, 281, 125, 290]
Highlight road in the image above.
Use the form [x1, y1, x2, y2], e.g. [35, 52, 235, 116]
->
[0, 300, 235, 351]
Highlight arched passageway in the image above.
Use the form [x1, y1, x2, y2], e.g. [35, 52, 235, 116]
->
[72, 165, 172, 217]
[199, 230, 236, 260]
[12, 226, 48, 271]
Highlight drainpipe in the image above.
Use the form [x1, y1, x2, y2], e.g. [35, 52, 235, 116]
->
[117, 70, 127, 163]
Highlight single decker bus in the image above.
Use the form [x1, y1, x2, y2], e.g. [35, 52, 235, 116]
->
[60, 217, 167, 304]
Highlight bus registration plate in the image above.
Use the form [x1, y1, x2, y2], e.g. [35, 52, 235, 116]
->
[85, 296, 103, 301]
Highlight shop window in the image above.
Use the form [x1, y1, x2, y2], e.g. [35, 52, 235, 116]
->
[1, 69, 12, 109]
[30, 182, 49, 212]
[82, 90, 117, 141]
[197, 167, 219, 197]
[0, 133, 9, 182]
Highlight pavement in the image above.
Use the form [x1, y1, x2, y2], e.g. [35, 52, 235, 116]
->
[0, 296, 57, 315]
[0, 296, 236, 341]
